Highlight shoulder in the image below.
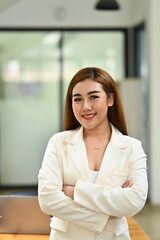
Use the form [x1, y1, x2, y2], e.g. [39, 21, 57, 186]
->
[49, 127, 80, 144]
[123, 137, 147, 163]
[111, 124, 143, 151]
[113, 130, 146, 160]
[122, 135, 141, 146]
[119, 129, 143, 150]
[120, 134, 146, 158]
[51, 129, 73, 139]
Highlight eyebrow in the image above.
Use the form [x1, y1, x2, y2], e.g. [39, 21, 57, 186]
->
[72, 90, 101, 98]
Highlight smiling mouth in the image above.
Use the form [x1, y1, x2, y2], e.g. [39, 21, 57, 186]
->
[82, 113, 96, 120]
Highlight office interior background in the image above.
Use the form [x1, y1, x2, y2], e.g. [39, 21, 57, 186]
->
[0, 0, 160, 239]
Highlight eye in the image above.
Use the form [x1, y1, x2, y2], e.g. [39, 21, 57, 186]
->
[90, 95, 99, 100]
[73, 98, 82, 102]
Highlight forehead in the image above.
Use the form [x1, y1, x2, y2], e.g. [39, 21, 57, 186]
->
[72, 79, 103, 94]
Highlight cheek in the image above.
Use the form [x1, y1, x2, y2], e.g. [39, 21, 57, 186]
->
[72, 103, 80, 117]
[97, 100, 108, 112]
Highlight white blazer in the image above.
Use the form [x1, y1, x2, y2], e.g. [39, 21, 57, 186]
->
[38, 124, 148, 240]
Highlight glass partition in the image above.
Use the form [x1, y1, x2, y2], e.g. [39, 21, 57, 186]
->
[0, 31, 60, 186]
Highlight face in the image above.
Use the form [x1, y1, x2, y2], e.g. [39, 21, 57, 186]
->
[72, 79, 114, 131]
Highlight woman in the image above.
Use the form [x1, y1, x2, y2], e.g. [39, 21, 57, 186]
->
[38, 67, 148, 240]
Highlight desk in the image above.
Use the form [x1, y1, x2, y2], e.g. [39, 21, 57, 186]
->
[127, 217, 150, 240]
[0, 217, 150, 240]
[0, 235, 48, 240]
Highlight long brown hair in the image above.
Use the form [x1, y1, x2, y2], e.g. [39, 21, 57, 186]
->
[64, 67, 128, 135]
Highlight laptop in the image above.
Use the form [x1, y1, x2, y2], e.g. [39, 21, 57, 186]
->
[0, 195, 50, 234]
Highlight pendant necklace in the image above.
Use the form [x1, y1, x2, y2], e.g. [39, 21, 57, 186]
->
[93, 142, 108, 150]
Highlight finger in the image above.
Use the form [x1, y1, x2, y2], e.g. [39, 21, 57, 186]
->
[122, 181, 129, 188]
[128, 180, 133, 187]
[122, 180, 133, 188]
[109, 216, 117, 220]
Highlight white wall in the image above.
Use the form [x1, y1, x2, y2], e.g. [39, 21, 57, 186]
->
[148, 0, 160, 204]
[129, 0, 149, 26]
[119, 79, 142, 141]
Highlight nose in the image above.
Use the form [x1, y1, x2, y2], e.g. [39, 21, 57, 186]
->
[82, 99, 92, 111]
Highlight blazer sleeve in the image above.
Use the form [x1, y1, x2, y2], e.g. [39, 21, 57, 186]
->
[38, 137, 109, 233]
[74, 140, 148, 217]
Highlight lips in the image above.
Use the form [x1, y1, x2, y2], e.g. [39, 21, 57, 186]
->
[82, 113, 96, 120]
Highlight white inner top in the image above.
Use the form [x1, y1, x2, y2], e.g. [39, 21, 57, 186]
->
[90, 170, 99, 183]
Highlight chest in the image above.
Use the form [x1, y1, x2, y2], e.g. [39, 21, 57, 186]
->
[84, 138, 110, 171]
[85, 147, 106, 171]
[58, 141, 131, 186]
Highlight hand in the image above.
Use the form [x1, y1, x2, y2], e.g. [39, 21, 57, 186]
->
[109, 180, 133, 220]
[62, 185, 75, 199]
[122, 180, 133, 188]
[109, 216, 117, 220]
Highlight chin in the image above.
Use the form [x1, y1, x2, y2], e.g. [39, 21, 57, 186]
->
[82, 123, 97, 130]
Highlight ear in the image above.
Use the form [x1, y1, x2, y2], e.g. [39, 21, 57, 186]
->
[107, 93, 114, 107]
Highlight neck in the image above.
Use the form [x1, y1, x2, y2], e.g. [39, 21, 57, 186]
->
[83, 121, 111, 139]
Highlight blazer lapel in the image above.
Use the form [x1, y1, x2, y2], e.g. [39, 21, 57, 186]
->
[95, 142, 120, 184]
[95, 124, 128, 184]
[66, 127, 91, 182]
